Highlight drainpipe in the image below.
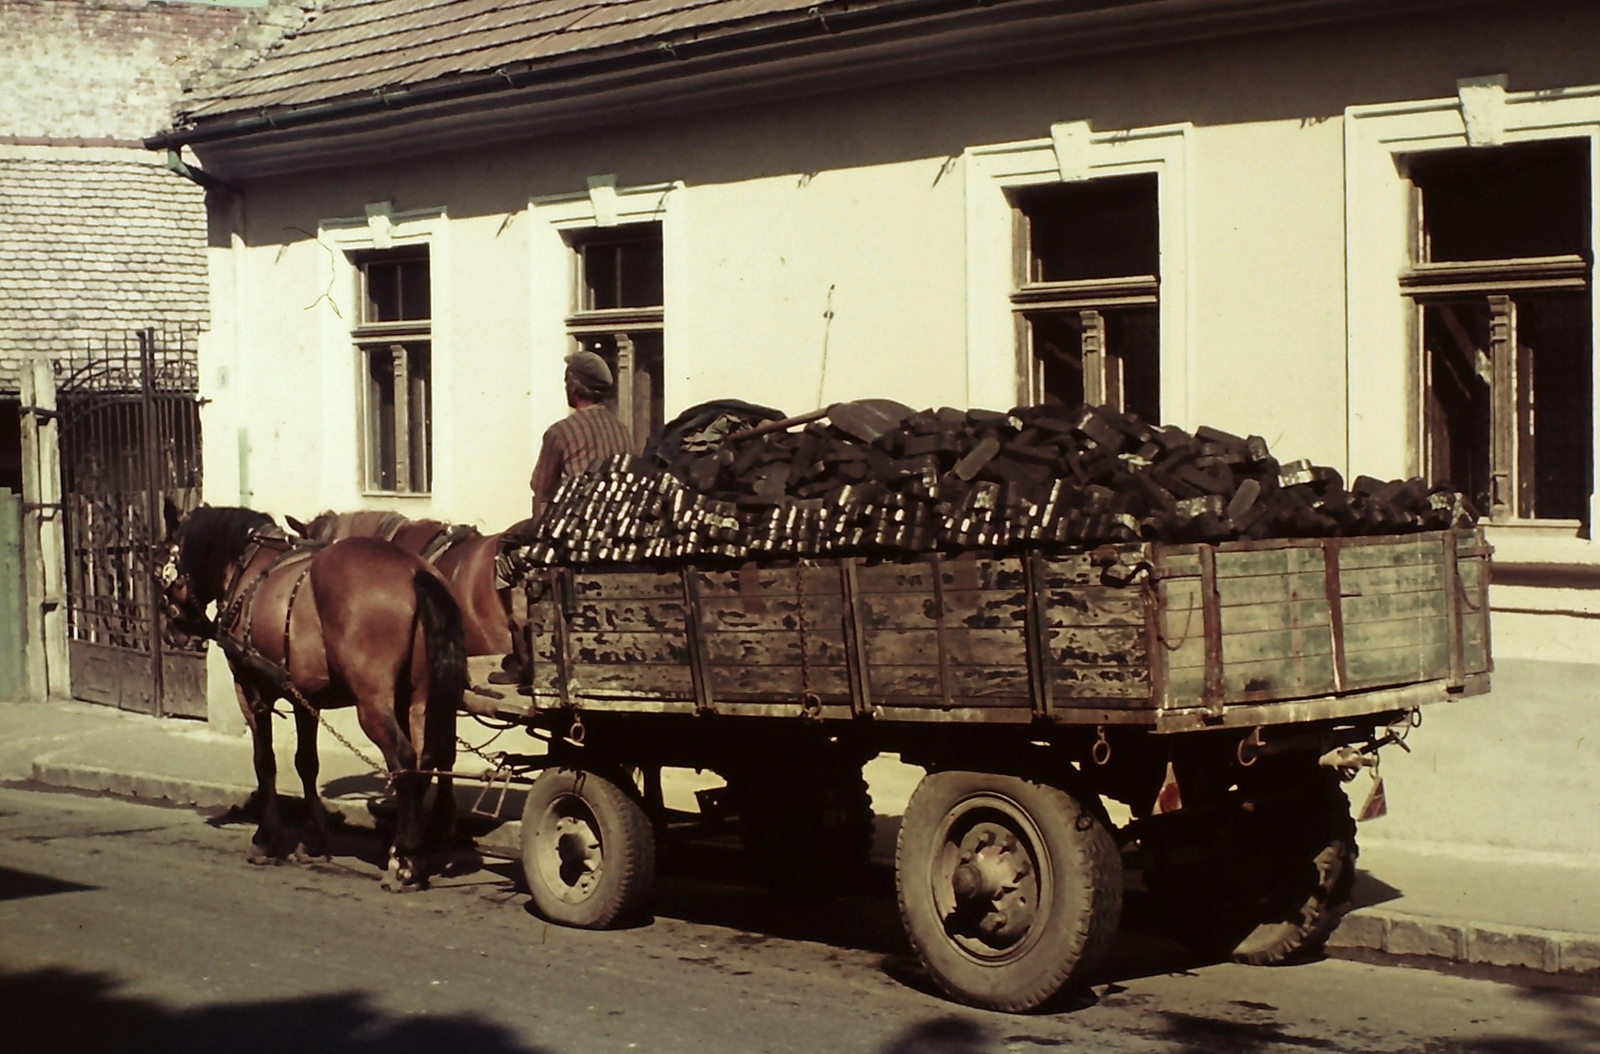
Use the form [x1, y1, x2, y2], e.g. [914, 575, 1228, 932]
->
[165, 149, 239, 195]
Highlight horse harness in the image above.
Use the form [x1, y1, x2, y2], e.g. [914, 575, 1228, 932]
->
[211, 527, 320, 701]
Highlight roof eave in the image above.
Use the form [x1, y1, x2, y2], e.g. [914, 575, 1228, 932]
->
[148, 0, 1499, 177]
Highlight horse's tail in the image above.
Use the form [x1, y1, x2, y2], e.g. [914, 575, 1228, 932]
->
[413, 569, 465, 775]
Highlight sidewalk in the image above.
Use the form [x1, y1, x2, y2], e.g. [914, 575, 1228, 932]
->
[2, 698, 1596, 978]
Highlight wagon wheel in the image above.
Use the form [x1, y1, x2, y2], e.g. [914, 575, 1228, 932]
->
[1143, 762, 1357, 965]
[521, 767, 656, 929]
[896, 770, 1121, 1013]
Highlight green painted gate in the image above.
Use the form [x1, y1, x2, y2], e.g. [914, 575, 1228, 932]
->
[0, 487, 23, 700]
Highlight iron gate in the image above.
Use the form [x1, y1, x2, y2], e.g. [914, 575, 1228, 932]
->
[58, 328, 205, 717]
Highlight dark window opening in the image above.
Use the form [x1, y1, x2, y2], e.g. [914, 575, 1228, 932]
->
[577, 226, 663, 311]
[358, 249, 431, 323]
[353, 246, 433, 493]
[1408, 140, 1593, 526]
[1412, 140, 1591, 263]
[363, 344, 432, 494]
[576, 332, 665, 454]
[1014, 174, 1160, 283]
[1013, 175, 1161, 419]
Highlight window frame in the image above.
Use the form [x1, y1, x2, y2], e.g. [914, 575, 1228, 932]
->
[1347, 86, 1600, 557]
[964, 122, 1191, 424]
[565, 223, 665, 452]
[531, 180, 677, 457]
[1009, 174, 1162, 412]
[319, 202, 448, 502]
[352, 247, 434, 495]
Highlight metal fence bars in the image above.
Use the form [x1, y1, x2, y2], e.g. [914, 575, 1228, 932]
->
[57, 328, 204, 717]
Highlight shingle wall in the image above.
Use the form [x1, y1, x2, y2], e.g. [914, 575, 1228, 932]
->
[0, 157, 209, 389]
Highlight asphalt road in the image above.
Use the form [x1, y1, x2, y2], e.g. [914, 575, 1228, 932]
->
[1, 784, 1595, 1054]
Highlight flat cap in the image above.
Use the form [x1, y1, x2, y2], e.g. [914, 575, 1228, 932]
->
[565, 350, 614, 391]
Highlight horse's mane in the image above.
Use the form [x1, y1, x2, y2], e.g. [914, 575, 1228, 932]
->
[179, 506, 276, 601]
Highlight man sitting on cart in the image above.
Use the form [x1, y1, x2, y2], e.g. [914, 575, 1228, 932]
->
[492, 350, 632, 685]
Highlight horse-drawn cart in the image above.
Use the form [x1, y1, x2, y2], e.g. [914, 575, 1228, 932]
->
[475, 526, 1491, 1012]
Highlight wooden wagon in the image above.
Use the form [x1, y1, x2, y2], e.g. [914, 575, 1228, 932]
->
[490, 528, 1491, 1012]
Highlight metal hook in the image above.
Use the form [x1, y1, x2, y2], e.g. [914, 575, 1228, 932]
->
[1091, 726, 1112, 766]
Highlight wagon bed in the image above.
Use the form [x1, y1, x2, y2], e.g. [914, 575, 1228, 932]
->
[501, 527, 1490, 733]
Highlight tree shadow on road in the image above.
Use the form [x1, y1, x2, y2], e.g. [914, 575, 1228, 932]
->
[0, 964, 548, 1054]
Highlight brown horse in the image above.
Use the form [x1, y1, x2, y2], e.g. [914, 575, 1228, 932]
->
[291, 511, 513, 658]
[160, 502, 465, 891]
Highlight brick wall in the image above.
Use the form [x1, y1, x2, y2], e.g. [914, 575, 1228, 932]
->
[0, 1, 251, 142]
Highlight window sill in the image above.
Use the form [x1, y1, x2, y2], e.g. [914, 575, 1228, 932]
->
[360, 491, 432, 500]
[1482, 521, 1596, 566]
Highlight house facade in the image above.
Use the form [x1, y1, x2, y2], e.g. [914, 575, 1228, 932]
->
[157, 0, 1600, 856]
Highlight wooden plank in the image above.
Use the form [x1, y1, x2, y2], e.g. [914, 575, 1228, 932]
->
[1051, 664, 1152, 700]
[1337, 538, 1448, 571]
[1344, 640, 1452, 687]
[1339, 564, 1448, 595]
[707, 664, 852, 700]
[1343, 615, 1450, 653]
[1342, 590, 1449, 625]
[702, 628, 849, 667]
[855, 556, 1028, 594]
[569, 570, 686, 600]
[1218, 598, 1332, 635]
[571, 662, 695, 696]
[863, 627, 1026, 668]
[1035, 554, 1116, 586]
[869, 663, 1035, 703]
[568, 631, 690, 665]
[1170, 625, 1335, 670]
[856, 590, 1030, 629]
[695, 595, 846, 632]
[1157, 578, 1209, 678]
[1214, 545, 1329, 579]
[692, 564, 843, 598]
[560, 601, 690, 633]
[1214, 570, 1329, 607]
[1222, 651, 1338, 701]
[1047, 625, 1148, 665]
[1038, 588, 1147, 627]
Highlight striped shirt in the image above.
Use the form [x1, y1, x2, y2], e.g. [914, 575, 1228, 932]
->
[531, 404, 632, 510]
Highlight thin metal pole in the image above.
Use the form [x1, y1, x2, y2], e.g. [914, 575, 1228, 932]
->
[139, 329, 165, 716]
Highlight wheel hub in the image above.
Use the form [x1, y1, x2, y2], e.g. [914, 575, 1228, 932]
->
[946, 821, 1037, 950]
[539, 809, 603, 903]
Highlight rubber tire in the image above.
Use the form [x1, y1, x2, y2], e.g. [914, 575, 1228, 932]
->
[732, 762, 874, 900]
[1145, 769, 1357, 965]
[520, 767, 656, 929]
[896, 770, 1122, 1013]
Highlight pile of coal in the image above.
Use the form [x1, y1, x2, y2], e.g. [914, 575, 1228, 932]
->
[510, 400, 1475, 569]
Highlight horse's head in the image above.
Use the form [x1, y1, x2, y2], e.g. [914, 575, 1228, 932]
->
[159, 497, 212, 646]
[287, 510, 336, 541]
[157, 499, 275, 646]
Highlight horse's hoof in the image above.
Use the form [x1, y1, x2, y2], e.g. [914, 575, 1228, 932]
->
[247, 847, 281, 866]
[290, 847, 331, 865]
[381, 859, 426, 893]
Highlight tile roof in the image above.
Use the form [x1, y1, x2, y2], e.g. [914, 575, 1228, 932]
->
[183, 0, 873, 120]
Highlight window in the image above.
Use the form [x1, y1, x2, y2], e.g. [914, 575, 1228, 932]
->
[566, 224, 664, 452]
[353, 248, 432, 493]
[1403, 140, 1592, 525]
[1012, 174, 1161, 421]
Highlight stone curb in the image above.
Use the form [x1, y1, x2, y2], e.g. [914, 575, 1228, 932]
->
[1329, 907, 1600, 976]
[30, 761, 257, 811]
